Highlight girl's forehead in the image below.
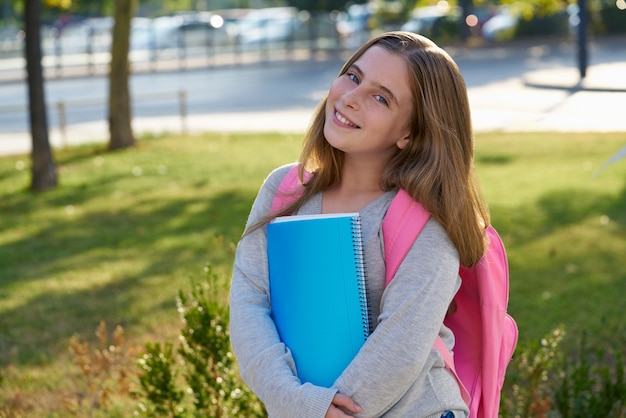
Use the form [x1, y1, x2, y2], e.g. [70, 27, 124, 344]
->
[352, 46, 412, 104]
[353, 46, 408, 78]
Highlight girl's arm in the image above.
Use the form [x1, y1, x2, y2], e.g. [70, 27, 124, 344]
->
[334, 219, 462, 416]
[229, 164, 338, 418]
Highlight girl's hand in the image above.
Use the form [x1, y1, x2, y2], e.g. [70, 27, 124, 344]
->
[325, 393, 362, 418]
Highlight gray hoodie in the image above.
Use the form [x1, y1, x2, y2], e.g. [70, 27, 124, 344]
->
[229, 163, 469, 418]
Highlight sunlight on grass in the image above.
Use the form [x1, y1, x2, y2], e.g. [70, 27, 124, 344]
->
[476, 132, 626, 207]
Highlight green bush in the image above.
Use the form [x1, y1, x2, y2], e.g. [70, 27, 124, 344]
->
[515, 12, 570, 38]
[135, 264, 266, 417]
[553, 332, 626, 417]
[501, 325, 626, 417]
[598, 6, 626, 34]
[136, 342, 185, 417]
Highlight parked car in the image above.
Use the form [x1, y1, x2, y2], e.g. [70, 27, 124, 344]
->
[335, 3, 373, 47]
[0, 23, 22, 54]
[402, 5, 463, 41]
[234, 7, 303, 45]
[481, 7, 518, 41]
[131, 12, 232, 51]
[175, 12, 233, 47]
[131, 16, 170, 50]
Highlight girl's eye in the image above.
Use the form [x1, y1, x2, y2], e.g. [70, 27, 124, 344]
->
[347, 73, 359, 84]
[375, 95, 389, 106]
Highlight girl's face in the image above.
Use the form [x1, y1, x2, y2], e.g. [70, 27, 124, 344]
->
[324, 45, 413, 162]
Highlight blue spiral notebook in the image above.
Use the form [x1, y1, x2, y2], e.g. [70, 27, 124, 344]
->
[267, 213, 370, 388]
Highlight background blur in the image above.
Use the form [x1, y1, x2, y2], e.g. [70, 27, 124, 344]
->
[1, 0, 624, 76]
[2, 0, 625, 153]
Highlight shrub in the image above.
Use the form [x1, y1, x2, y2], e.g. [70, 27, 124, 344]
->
[134, 264, 265, 417]
[501, 325, 566, 417]
[66, 320, 139, 415]
[501, 325, 626, 417]
[553, 332, 626, 417]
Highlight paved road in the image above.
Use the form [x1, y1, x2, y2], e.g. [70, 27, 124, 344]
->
[1, 35, 625, 156]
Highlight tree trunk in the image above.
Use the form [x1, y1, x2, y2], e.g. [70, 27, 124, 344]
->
[25, 0, 57, 191]
[108, 0, 137, 150]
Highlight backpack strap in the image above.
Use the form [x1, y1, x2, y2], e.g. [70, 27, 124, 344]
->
[383, 192, 471, 407]
[381, 189, 430, 286]
[270, 165, 312, 216]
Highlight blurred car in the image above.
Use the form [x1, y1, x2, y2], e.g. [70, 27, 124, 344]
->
[335, 3, 373, 45]
[481, 7, 518, 41]
[0, 23, 22, 47]
[234, 7, 303, 45]
[209, 8, 253, 40]
[131, 16, 168, 50]
[175, 12, 232, 47]
[401, 5, 461, 38]
[465, 5, 498, 36]
[131, 12, 232, 51]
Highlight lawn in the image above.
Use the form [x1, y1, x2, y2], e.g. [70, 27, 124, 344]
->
[1, 131, 625, 415]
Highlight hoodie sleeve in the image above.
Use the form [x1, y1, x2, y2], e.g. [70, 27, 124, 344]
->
[334, 218, 463, 417]
[229, 163, 338, 418]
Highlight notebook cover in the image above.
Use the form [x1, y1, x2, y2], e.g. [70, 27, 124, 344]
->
[267, 213, 369, 387]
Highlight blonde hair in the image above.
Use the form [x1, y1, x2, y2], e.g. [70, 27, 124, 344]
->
[255, 31, 489, 266]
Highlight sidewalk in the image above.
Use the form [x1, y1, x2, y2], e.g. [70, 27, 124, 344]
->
[470, 59, 626, 132]
[2, 39, 625, 157]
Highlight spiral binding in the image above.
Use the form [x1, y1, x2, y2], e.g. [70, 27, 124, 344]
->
[351, 216, 371, 339]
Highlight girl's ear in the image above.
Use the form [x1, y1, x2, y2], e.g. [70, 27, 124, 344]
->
[396, 134, 410, 150]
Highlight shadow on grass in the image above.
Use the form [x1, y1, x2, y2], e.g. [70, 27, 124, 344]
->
[491, 181, 626, 346]
[0, 188, 255, 367]
[475, 154, 515, 165]
[492, 183, 626, 244]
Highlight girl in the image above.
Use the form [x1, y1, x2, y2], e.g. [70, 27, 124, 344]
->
[230, 31, 489, 418]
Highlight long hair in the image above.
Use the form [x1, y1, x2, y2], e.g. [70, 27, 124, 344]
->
[252, 31, 489, 266]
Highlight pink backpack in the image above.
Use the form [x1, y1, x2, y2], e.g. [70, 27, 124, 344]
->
[271, 165, 519, 418]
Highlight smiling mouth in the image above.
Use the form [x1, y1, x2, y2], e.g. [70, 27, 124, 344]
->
[335, 110, 360, 128]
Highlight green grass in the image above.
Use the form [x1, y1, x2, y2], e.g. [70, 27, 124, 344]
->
[1, 131, 625, 414]
[476, 132, 626, 346]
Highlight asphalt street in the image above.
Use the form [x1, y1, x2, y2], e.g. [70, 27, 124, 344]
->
[1, 35, 625, 156]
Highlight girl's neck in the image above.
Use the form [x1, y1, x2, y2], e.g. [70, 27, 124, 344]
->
[321, 159, 386, 213]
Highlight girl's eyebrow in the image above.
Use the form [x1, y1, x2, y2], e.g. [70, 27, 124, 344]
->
[351, 63, 399, 106]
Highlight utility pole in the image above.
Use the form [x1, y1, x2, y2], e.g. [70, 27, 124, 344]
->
[459, 0, 473, 42]
[577, 0, 588, 80]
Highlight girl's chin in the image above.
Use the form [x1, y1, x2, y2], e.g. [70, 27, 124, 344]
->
[323, 125, 342, 150]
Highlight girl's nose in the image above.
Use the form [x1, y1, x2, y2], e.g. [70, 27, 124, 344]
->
[341, 86, 361, 110]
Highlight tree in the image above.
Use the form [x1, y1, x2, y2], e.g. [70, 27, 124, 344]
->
[25, 0, 57, 191]
[108, 0, 137, 150]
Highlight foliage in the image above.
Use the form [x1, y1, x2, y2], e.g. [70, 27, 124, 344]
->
[501, 326, 566, 417]
[501, 324, 626, 417]
[136, 342, 186, 417]
[135, 264, 266, 417]
[44, 0, 73, 10]
[501, 0, 570, 20]
[593, 0, 626, 34]
[514, 10, 569, 37]
[65, 320, 140, 415]
[553, 330, 626, 417]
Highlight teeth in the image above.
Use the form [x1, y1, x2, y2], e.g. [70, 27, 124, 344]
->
[336, 111, 356, 127]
